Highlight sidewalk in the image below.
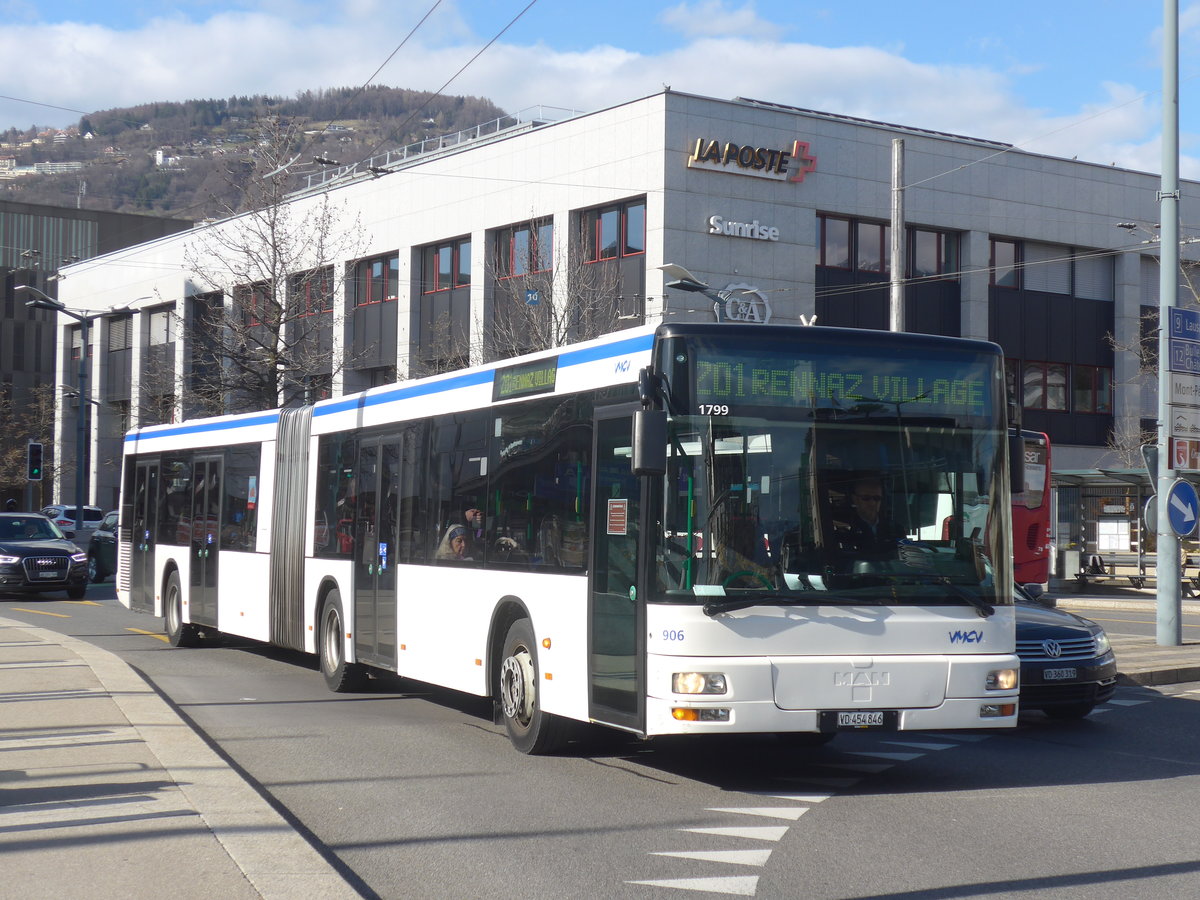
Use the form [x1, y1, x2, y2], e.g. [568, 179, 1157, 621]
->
[0, 616, 363, 900]
[1051, 589, 1200, 686]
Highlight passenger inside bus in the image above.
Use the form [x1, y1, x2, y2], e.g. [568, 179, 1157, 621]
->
[436, 524, 470, 560]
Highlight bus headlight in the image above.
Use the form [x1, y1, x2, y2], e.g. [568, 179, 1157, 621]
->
[986, 668, 1018, 691]
[672, 672, 727, 695]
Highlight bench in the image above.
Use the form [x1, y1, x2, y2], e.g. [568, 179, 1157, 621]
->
[1074, 553, 1200, 595]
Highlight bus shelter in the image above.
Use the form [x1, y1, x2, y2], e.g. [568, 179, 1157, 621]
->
[1052, 467, 1200, 590]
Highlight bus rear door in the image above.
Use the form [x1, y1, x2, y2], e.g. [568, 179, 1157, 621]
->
[129, 459, 158, 613]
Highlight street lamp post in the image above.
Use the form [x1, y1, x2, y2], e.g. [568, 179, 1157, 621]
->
[16, 285, 94, 524]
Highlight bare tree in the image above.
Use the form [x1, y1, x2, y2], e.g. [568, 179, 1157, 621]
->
[0, 383, 60, 507]
[1104, 253, 1200, 466]
[183, 117, 365, 415]
[480, 215, 640, 366]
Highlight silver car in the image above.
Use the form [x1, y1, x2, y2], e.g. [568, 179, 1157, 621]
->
[40, 504, 105, 542]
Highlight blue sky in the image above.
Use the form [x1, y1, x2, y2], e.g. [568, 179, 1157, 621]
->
[3, 0, 1200, 175]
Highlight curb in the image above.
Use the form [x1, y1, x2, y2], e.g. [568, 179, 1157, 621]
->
[0, 617, 363, 900]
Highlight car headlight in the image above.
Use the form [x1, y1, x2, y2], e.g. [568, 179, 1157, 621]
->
[0, 554, 19, 564]
[71, 552, 87, 563]
[1093, 629, 1111, 655]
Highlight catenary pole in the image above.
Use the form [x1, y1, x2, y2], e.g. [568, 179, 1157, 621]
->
[1157, 0, 1182, 646]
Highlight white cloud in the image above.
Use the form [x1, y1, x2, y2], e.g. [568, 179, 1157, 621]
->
[658, 1, 786, 40]
[2, 9, 1191, 177]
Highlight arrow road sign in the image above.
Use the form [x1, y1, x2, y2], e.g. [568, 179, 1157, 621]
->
[1167, 479, 1199, 538]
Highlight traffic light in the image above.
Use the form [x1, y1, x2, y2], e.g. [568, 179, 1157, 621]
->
[26, 442, 43, 481]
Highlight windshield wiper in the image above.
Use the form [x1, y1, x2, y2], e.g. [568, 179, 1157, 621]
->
[944, 582, 995, 618]
[701, 594, 882, 617]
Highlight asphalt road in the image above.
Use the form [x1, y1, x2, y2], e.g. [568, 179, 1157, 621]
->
[4, 584, 1199, 899]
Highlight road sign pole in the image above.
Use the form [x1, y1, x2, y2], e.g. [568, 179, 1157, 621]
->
[1157, 0, 1183, 647]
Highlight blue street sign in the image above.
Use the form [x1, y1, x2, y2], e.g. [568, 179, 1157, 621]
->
[1170, 307, 1200, 342]
[1167, 479, 1199, 537]
[1170, 338, 1200, 374]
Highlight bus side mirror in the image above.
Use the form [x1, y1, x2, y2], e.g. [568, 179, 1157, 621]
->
[1009, 431, 1024, 495]
[632, 409, 667, 476]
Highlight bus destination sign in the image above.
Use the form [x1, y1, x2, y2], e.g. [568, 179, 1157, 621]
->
[692, 355, 990, 416]
[493, 356, 559, 402]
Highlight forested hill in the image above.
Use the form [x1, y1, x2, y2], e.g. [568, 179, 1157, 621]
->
[0, 86, 508, 219]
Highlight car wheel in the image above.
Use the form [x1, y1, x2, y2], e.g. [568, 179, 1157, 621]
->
[1044, 702, 1095, 720]
[87, 554, 103, 583]
[66, 583, 87, 600]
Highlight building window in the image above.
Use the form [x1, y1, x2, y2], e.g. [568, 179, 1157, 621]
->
[911, 227, 958, 278]
[1073, 365, 1113, 413]
[149, 308, 174, 345]
[1023, 361, 1068, 411]
[108, 315, 132, 352]
[584, 199, 646, 262]
[856, 221, 888, 272]
[365, 366, 395, 387]
[496, 221, 553, 278]
[422, 238, 471, 292]
[235, 281, 271, 326]
[820, 216, 851, 268]
[351, 253, 399, 306]
[991, 239, 1019, 288]
[290, 267, 334, 317]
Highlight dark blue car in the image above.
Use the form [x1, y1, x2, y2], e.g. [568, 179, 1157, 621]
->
[1015, 585, 1117, 719]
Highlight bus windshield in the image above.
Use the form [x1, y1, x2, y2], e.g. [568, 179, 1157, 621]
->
[654, 332, 1011, 613]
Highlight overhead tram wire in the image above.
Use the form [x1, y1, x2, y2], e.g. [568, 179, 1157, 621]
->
[288, 0, 446, 166]
[345, 0, 541, 173]
[902, 68, 1200, 193]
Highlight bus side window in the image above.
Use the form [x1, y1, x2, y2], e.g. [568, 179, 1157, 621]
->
[492, 397, 592, 570]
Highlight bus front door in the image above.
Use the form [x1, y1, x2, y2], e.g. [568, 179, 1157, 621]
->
[353, 438, 398, 669]
[189, 457, 222, 628]
[129, 460, 158, 613]
[588, 410, 646, 734]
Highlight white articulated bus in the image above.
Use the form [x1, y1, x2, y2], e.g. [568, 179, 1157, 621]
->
[117, 322, 1020, 753]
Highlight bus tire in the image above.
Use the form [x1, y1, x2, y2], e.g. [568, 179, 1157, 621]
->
[320, 590, 366, 692]
[498, 618, 568, 755]
[164, 571, 200, 648]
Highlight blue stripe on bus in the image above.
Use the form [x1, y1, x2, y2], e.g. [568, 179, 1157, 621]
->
[123, 332, 656, 441]
[313, 332, 654, 419]
[124, 411, 281, 443]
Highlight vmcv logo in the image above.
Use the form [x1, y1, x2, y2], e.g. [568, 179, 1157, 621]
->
[949, 630, 985, 644]
[614, 359, 630, 373]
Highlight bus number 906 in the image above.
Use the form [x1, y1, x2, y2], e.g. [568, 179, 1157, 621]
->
[698, 405, 729, 416]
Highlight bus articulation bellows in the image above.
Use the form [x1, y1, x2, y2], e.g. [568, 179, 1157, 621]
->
[117, 322, 1020, 753]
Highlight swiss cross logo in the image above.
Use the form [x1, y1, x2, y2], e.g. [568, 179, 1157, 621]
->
[789, 140, 817, 182]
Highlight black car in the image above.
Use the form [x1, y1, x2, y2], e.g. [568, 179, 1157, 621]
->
[87, 510, 119, 583]
[1015, 585, 1117, 719]
[0, 513, 89, 599]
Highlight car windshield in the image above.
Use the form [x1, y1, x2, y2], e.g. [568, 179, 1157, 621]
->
[0, 517, 62, 541]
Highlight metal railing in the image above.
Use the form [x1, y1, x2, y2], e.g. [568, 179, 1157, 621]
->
[295, 106, 582, 195]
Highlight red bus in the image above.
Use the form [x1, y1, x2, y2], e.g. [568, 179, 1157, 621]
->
[1012, 430, 1051, 585]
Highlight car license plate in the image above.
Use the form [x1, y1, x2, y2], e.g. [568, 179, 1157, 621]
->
[38, 571, 59, 579]
[1043, 668, 1077, 680]
[819, 710, 898, 731]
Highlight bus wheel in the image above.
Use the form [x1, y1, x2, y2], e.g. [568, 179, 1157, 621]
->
[320, 590, 366, 692]
[164, 571, 200, 648]
[498, 618, 568, 755]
